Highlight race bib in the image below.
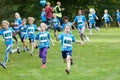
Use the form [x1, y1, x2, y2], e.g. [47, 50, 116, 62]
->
[28, 27, 34, 34]
[39, 34, 48, 43]
[4, 30, 12, 39]
[78, 19, 84, 26]
[63, 37, 72, 47]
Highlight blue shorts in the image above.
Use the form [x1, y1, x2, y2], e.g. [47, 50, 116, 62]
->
[21, 36, 27, 42]
[29, 38, 34, 43]
[105, 21, 110, 24]
[89, 22, 96, 28]
[117, 18, 120, 22]
[62, 51, 72, 59]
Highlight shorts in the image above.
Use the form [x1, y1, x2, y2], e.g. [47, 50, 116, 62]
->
[105, 21, 110, 24]
[29, 38, 34, 43]
[54, 27, 61, 32]
[62, 51, 72, 59]
[78, 27, 85, 34]
[89, 22, 96, 28]
[21, 36, 27, 42]
[117, 18, 120, 22]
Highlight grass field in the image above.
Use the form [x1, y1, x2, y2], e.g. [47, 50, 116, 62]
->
[0, 27, 120, 80]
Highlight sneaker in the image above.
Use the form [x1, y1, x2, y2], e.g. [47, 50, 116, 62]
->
[23, 48, 27, 52]
[65, 69, 70, 75]
[81, 41, 84, 45]
[70, 58, 73, 65]
[41, 64, 46, 68]
[26, 48, 30, 51]
[0, 62, 6, 69]
[30, 51, 33, 56]
[90, 32, 92, 35]
[9, 51, 12, 55]
[17, 47, 20, 54]
[86, 37, 90, 42]
[35, 45, 39, 49]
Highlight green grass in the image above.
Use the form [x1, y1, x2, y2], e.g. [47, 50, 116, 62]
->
[0, 27, 120, 80]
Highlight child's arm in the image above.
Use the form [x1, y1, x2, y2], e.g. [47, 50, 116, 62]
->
[85, 21, 89, 29]
[110, 16, 113, 21]
[95, 15, 99, 20]
[34, 40, 39, 49]
[74, 40, 81, 44]
[50, 39, 54, 46]
[72, 24, 76, 29]
[101, 16, 104, 19]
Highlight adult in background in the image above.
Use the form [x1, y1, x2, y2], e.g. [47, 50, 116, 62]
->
[45, 2, 53, 30]
[54, 1, 65, 25]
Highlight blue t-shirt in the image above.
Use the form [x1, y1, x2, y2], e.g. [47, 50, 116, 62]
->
[58, 33, 75, 51]
[103, 14, 111, 22]
[41, 11, 46, 22]
[74, 15, 86, 28]
[0, 27, 14, 46]
[62, 22, 72, 30]
[88, 13, 97, 24]
[14, 18, 22, 31]
[52, 18, 60, 29]
[35, 31, 50, 49]
[27, 24, 37, 39]
[19, 25, 28, 38]
[116, 12, 120, 21]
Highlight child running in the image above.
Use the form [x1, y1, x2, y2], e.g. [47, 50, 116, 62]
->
[116, 9, 120, 27]
[52, 13, 61, 40]
[40, 8, 47, 23]
[19, 18, 29, 51]
[0, 20, 19, 69]
[35, 23, 54, 68]
[27, 17, 38, 55]
[62, 16, 76, 30]
[102, 9, 113, 29]
[73, 9, 89, 45]
[88, 8, 100, 35]
[11, 12, 22, 49]
[57, 25, 80, 75]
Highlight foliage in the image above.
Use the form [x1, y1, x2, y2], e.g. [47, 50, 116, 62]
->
[0, 0, 120, 25]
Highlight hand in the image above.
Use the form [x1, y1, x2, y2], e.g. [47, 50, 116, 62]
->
[61, 8, 65, 11]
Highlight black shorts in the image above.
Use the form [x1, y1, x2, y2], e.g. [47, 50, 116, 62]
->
[62, 51, 72, 59]
[29, 38, 34, 43]
[54, 27, 61, 32]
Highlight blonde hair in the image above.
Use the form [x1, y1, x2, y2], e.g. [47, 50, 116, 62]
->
[40, 23, 47, 28]
[89, 8, 95, 14]
[46, 2, 50, 5]
[104, 9, 108, 13]
[2, 20, 9, 26]
[15, 12, 21, 18]
[28, 17, 35, 21]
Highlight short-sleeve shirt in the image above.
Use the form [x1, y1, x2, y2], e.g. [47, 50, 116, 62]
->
[52, 18, 60, 29]
[45, 6, 53, 18]
[103, 14, 111, 22]
[27, 24, 37, 39]
[14, 18, 22, 31]
[88, 13, 97, 24]
[74, 15, 86, 28]
[0, 27, 14, 46]
[58, 33, 75, 51]
[35, 31, 50, 49]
